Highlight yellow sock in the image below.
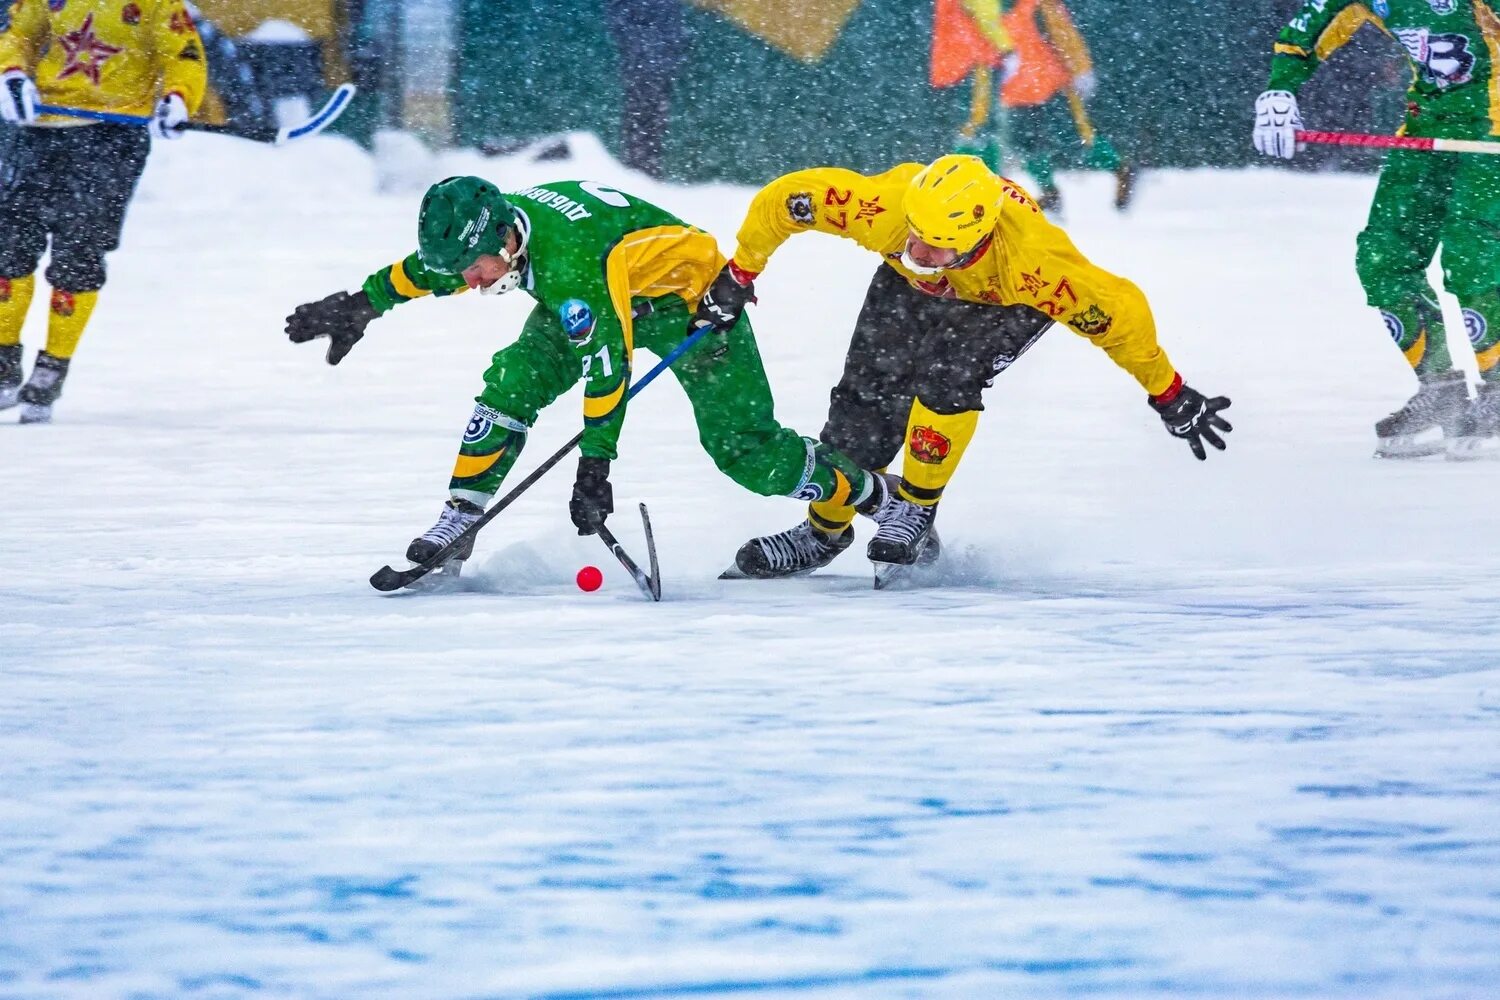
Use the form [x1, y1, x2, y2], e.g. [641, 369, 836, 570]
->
[808, 498, 855, 536]
[45, 288, 99, 359]
[809, 464, 886, 535]
[898, 397, 979, 506]
[0, 274, 37, 347]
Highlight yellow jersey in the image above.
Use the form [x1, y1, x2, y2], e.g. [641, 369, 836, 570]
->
[0, 0, 207, 123]
[730, 163, 1176, 395]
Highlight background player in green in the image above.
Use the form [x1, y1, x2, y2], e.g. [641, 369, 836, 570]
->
[282, 175, 923, 572]
[1255, 0, 1500, 458]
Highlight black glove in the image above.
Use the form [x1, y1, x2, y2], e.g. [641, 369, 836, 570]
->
[1151, 382, 1232, 460]
[285, 290, 379, 365]
[691, 261, 757, 334]
[569, 457, 613, 536]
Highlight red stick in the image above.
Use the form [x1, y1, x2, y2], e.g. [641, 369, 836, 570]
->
[1296, 130, 1436, 151]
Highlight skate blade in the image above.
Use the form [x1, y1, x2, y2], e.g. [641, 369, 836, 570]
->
[17, 403, 52, 424]
[1446, 436, 1500, 461]
[408, 558, 467, 592]
[1374, 432, 1445, 459]
[871, 532, 941, 590]
[719, 562, 819, 581]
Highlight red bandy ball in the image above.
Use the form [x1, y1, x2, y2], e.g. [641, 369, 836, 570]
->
[576, 565, 603, 592]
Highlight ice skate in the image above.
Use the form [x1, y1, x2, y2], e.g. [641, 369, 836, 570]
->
[17, 351, 68, 424]
[1374, 371, 1469, 459]
[866, 486, 942, 589]
[1448, 381, 1500, 460]
[721, 520, 853, 580]
[0, 344, 21, 411]
[406, 497, 484, 575]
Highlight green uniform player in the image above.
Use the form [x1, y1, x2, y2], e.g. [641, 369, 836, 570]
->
[1255, 0, 1500, 457]
[282, 176, 920, 573]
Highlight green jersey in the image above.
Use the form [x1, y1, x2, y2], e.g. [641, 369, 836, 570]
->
[1268, 0, 1500, 137]
[363, 180, 726, 458]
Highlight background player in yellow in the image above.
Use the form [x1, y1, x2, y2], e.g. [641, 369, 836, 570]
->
[0, 0, 205, 422]
[694, 154, 1231, 580]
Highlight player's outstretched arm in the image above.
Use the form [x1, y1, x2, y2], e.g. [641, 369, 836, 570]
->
[284, 290, 379, 366]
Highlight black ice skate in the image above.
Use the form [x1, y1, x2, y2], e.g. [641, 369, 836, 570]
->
[721, 520, 853, 580]
[17, 351, 69, 424]
[406, 497, 484, 575]
[867, 490, 942, 590]
[1374, 371, 1469, 459]
[0, 344, 21, 411]
[1449, 381, 1500, 460]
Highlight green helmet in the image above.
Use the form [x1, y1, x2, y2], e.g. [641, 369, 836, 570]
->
[416, 176, 520, 275]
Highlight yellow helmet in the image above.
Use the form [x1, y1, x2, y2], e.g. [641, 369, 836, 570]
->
[904, 154, 1003, 256]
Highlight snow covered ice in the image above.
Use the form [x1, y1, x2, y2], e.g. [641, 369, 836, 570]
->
[3, 134, 1499, 999]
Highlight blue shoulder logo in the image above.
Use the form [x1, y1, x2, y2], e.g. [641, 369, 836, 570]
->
[560, 298, 596, 343]
[1374, 0, 1390, 17]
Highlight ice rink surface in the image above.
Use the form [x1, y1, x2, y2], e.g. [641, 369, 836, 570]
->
[3, 134, 1498, 998]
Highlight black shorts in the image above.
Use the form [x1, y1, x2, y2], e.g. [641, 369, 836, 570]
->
[820, 264, 1052, 469]
[0, 123, 151, 291]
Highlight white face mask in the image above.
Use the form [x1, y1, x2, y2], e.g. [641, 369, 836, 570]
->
[899, 248, 947, 276]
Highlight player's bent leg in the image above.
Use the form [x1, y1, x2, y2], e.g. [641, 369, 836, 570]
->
[408, 316, 577, 567]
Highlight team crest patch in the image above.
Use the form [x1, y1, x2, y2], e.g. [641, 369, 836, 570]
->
[463, 403, 517, 445]
[1069, 304, 1113, 336]
[559, 298, 596, 343]
[791, 481, 826, 502]
[909, 426, 952, 464]
[1373, 0, 1390, 15]
[786, 192, 815, 226]
[121, 2, 140, 25]
[1427, 0, 1456, 13]
[1463, 307, 1488, 345]
[1381, 310, 1405, 343]
[50, 289, 75, 317]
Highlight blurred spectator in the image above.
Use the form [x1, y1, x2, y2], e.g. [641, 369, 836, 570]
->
[186, 2, 275, 133]
[605, 0, 691, 178]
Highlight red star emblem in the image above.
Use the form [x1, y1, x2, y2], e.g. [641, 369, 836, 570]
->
[56, 14, 122, 86]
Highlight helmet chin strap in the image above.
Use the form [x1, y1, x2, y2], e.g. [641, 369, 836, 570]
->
[480, 214, 532, 296]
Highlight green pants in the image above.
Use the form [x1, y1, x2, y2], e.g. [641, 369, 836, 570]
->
[1356, 136, 1500, 380]
[447, 300, 866, 505]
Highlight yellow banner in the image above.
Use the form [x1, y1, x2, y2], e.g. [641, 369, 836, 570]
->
[689, 0, 864, 63]
[191, 0, 336, 40]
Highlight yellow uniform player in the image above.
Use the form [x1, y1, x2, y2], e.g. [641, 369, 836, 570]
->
[692, 154, 1232, 579]
[0, 0, 206, 422]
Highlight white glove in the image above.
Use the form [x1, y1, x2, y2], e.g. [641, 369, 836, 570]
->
[999, 50, 1021, 85]
[1253, 89, 1303, 159]
[151, 93, 188, 140]
[0, 70, 39, 126]
[1073, 71, 1097, 100]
